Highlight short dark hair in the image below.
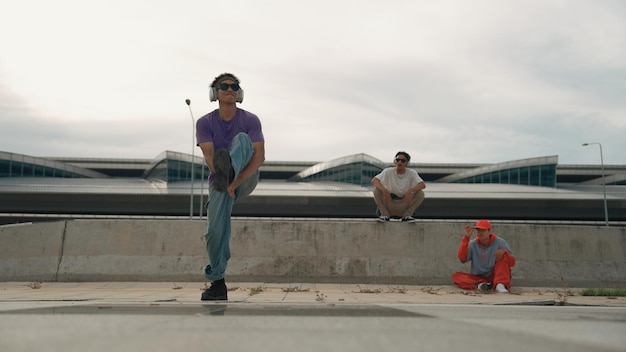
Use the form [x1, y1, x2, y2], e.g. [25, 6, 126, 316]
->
[210, 72, 240, 88]
[395, 151, 411, 162]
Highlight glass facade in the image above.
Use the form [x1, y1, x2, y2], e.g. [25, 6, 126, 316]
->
[289, 154, 560, 187]
[0, 152, 586, 189]
[144, 159, 209, 182]
[434, 156, 559, 187]
[295, 162, 382, 186]
[1, 158, 88, 178]
[289, 154, 386, 186]
[455, 164, 557, 187]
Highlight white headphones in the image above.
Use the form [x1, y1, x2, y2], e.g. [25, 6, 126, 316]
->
[209, 84, 244, 103]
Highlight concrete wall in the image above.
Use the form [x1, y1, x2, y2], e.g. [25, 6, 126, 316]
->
[1, 219, 624, 287]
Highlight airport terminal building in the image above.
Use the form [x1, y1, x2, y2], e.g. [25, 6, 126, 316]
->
[1, 150, 625, 224]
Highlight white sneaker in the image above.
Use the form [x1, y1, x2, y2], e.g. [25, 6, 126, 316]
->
[401, 216, 417, 223]
[376, 216, 390, 223]
[495, 283, 509, 293]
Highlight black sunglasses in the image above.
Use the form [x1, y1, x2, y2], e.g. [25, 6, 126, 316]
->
[218, 83, 240, 91]
[395, 158, 407, 163]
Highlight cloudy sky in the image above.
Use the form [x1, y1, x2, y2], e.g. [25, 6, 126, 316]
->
[1, 0, 625, 165]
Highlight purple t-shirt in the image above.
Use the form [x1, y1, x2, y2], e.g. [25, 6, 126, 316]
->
[196, 108, 264, 149]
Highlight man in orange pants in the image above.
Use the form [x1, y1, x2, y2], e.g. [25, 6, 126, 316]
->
[452, 220, 516, 293]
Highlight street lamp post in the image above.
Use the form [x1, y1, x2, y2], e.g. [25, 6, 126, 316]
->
[582, 142, 609, 227]
[186, 99, 195, 219]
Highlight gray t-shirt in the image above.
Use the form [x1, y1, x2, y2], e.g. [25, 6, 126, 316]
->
[463, 235, 514, 277]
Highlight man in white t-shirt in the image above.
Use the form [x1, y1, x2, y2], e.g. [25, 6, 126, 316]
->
[371, 151, 426, 222]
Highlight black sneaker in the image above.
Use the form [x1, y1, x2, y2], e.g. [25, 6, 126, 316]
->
[213, 149, 234, 192]
[477, 282, 492, 292]
[201, 279, 228, 301]
[376, 216, 390, 222]
[401, 216, 417, 223]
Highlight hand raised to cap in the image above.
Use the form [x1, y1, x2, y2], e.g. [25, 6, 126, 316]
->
[464, 224, 474, 238]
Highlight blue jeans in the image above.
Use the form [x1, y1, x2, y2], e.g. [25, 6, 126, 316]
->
[203, 133, 259, 281]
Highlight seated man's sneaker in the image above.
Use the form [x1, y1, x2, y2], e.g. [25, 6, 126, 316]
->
[201, 279, 228, 301]
[495, 283, 509, 293]
[377, 216, 390, 222]
[401, 216, 417, 223]
[477, 282, 493, 292]
[213, 149, 234, 192]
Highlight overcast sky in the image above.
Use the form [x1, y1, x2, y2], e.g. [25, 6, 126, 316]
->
[1, 0, 625, 165]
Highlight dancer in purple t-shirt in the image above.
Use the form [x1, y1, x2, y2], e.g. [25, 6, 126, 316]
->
[196, 73, 265, 300]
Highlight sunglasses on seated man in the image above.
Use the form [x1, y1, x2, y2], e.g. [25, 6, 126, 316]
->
[395, 158, 407, 163]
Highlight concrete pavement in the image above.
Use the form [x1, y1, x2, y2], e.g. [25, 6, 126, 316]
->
[1, 281, 625, 306]
[1, 282, 625, 352]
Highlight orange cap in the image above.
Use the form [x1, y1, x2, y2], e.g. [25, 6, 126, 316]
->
[473, 219, 491, 229]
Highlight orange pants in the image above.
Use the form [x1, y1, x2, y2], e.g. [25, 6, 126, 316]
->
[452, 252, 514, 290]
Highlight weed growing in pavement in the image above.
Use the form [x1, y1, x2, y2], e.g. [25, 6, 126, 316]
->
[554, 288, 575, 306]
[281, 287, 310, 293]
[353, 285, 408, 294]
[315, 291, 327, 301]
[249, 286, 264, 296]
[27, 282, 42, 289]
[580, 288, 626, 297]
[420, 286, 442, 295]
[555, 291, 567, 306]
[172, 283, 182, 290]
[354, 285, 382, 293]
[387, 286, 407, 294]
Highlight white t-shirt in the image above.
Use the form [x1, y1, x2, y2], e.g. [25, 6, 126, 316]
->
[374, 167, 424, 196]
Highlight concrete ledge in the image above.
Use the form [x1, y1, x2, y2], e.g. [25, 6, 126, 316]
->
[0, 221, 66, 281]
[1, 219, 624, 287]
